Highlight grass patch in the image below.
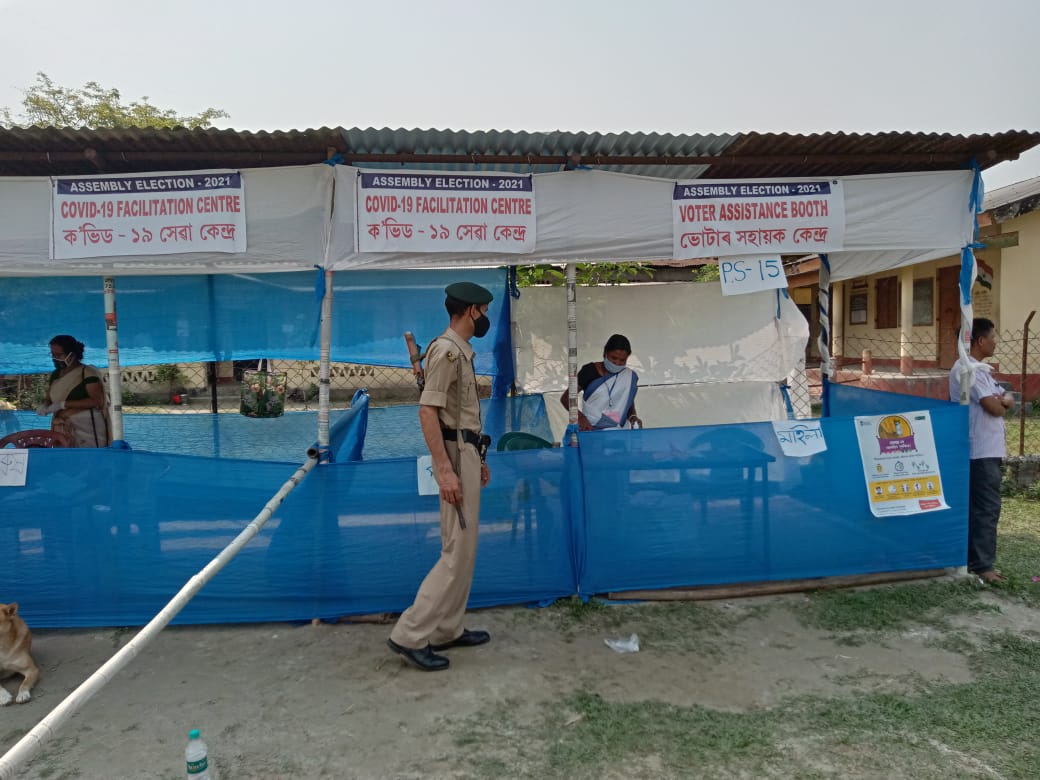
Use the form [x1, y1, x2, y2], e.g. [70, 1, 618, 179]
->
[452, 502, 1040, 777]
[993, 496, 1040, 605]
[797, 579, 997, 635]
[453, 632, 1040, 778]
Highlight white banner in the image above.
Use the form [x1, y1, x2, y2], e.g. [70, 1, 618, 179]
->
[356, 169, 535, 254]
[672, 179, 846, 259]
[854, 410, 949, 517]
[51, 170, 247, 259]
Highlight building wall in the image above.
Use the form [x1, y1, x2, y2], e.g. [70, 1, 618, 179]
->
[832, 259, 960, 364]
[999, 208, 1040, 333]
[827, 205, 1038, 381]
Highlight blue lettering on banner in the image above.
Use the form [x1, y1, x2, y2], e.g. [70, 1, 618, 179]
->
[720, 257, 783, 285]
[57, 173, 241, 196]
[674, 181, 832, 200]
[361, 173, 532, 192]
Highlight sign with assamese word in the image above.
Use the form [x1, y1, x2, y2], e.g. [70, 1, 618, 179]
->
[854, 411, 949, 517]
[672, 179, 845, 260]
[51, 171, 247, 260]
[771, 420, 827, 457]
[718, 255, 787, 296]
[356, 170, 535, 254]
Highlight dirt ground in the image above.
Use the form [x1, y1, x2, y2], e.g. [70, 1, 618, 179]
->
[2, 588, 1038, 779]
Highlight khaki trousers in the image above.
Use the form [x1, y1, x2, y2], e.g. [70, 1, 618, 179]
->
[390, 441, 482, 649]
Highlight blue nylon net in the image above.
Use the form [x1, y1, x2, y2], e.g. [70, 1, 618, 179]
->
[1, 386, 969, 628]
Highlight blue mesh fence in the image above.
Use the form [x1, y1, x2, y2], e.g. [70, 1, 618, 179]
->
[1, 385, 969, 628]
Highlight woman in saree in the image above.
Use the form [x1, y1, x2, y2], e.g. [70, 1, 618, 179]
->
[560, 334, 643, 431]
[38, 335, 112, 447]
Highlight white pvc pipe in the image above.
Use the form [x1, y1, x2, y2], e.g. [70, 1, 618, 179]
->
[316, 269, 334, 452]
[566, 263, 578, 446]
[956, 251, 976, 405]
[0, 455, 318, 779]
[102, 276, 125, 444]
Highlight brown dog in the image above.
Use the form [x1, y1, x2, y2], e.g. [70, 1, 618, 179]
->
[0, 602, 40, 705]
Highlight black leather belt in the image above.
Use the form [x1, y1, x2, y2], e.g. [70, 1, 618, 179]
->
[441, 427, 483, 448]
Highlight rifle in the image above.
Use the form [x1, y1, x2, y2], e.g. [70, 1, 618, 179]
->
[404, 331, 425, 394]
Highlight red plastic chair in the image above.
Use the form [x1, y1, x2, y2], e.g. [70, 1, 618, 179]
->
[0, 429, 71, 449]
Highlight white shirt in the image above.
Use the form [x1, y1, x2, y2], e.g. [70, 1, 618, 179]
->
[949, 356, 1006, 460]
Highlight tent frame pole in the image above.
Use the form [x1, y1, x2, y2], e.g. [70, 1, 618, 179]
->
[566, 263, 578, 445]
[102, 276, 125, 445]
[317, 268, 334, 455]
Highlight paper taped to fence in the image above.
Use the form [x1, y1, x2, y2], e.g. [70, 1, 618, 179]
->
[854, 410, 949, 517]
[417, 455, 439, 495]
[772, 420, 827, 457]
[0, 450, 28, 487]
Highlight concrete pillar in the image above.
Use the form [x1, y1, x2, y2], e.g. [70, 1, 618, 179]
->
[831, 281, 844, 362]
[900, 268, 914, 376]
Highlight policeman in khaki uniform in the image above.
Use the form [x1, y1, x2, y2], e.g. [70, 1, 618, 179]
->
[388, 282, 493, 671]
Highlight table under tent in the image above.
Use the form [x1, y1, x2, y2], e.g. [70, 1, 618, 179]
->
[1, 128, 1034, 628]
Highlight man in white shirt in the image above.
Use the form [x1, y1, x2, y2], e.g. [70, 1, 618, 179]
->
[949, 318, 1014, 583]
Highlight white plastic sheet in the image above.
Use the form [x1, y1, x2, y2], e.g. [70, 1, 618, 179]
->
[0, 165, 973, 280]
[326, 168, 974, 279]
[516, 283, 806, 438]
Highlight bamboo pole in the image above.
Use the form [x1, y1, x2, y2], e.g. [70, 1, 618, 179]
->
[608, 568, 953, 602]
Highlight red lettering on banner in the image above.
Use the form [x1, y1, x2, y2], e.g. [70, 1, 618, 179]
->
[790, 199, 828, 218]
[491, 198, 532, 215]
[678, 204, 717, 222]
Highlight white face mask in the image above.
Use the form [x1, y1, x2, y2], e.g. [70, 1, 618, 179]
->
[603, 357, 626, 374]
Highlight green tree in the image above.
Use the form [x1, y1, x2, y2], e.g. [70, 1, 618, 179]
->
[691, 263, 720, 282]
[1, 72, 228, 129]
[516, 262, 654, 287]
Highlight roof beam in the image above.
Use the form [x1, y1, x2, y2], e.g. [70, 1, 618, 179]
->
[0, 150, 1021, 168]
[83, 147, 107, 172]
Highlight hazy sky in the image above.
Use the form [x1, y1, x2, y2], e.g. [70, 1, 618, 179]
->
[2, 0, 1039, 190]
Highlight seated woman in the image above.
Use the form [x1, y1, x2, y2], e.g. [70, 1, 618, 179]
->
[560, 334, 642, 431]
[38, 335, 112, 448]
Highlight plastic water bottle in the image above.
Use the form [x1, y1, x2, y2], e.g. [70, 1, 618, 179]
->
[185, 728, 215, 779]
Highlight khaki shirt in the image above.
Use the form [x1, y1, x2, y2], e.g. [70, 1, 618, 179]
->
[420, 328, 482, 432]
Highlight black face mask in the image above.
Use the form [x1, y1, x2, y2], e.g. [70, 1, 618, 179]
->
[472, 312, 491, 338]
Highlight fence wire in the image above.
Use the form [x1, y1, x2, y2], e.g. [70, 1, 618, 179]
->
[4, 324, 1037, 457]
[0, 360, 492, 417]
[808, 321, 1039, 456]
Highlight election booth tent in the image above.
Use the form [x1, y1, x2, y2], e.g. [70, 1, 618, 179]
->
[1, 126, 1037, 627]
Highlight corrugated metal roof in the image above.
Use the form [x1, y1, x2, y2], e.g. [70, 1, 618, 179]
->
[0, 126, 1037, 179]
[705, 131, 1040, 179]
[984, 174, 1040, 215]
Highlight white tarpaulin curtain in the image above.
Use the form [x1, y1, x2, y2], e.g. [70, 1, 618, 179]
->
[513, 284, 808, 438]
[0, 165, 972, 279]
[325, 167, 975, 279]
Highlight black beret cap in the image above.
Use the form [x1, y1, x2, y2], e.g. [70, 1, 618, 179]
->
[445, 282, 494, 305]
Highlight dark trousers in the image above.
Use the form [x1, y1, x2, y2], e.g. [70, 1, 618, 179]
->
[967, 458, 1003, 573]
